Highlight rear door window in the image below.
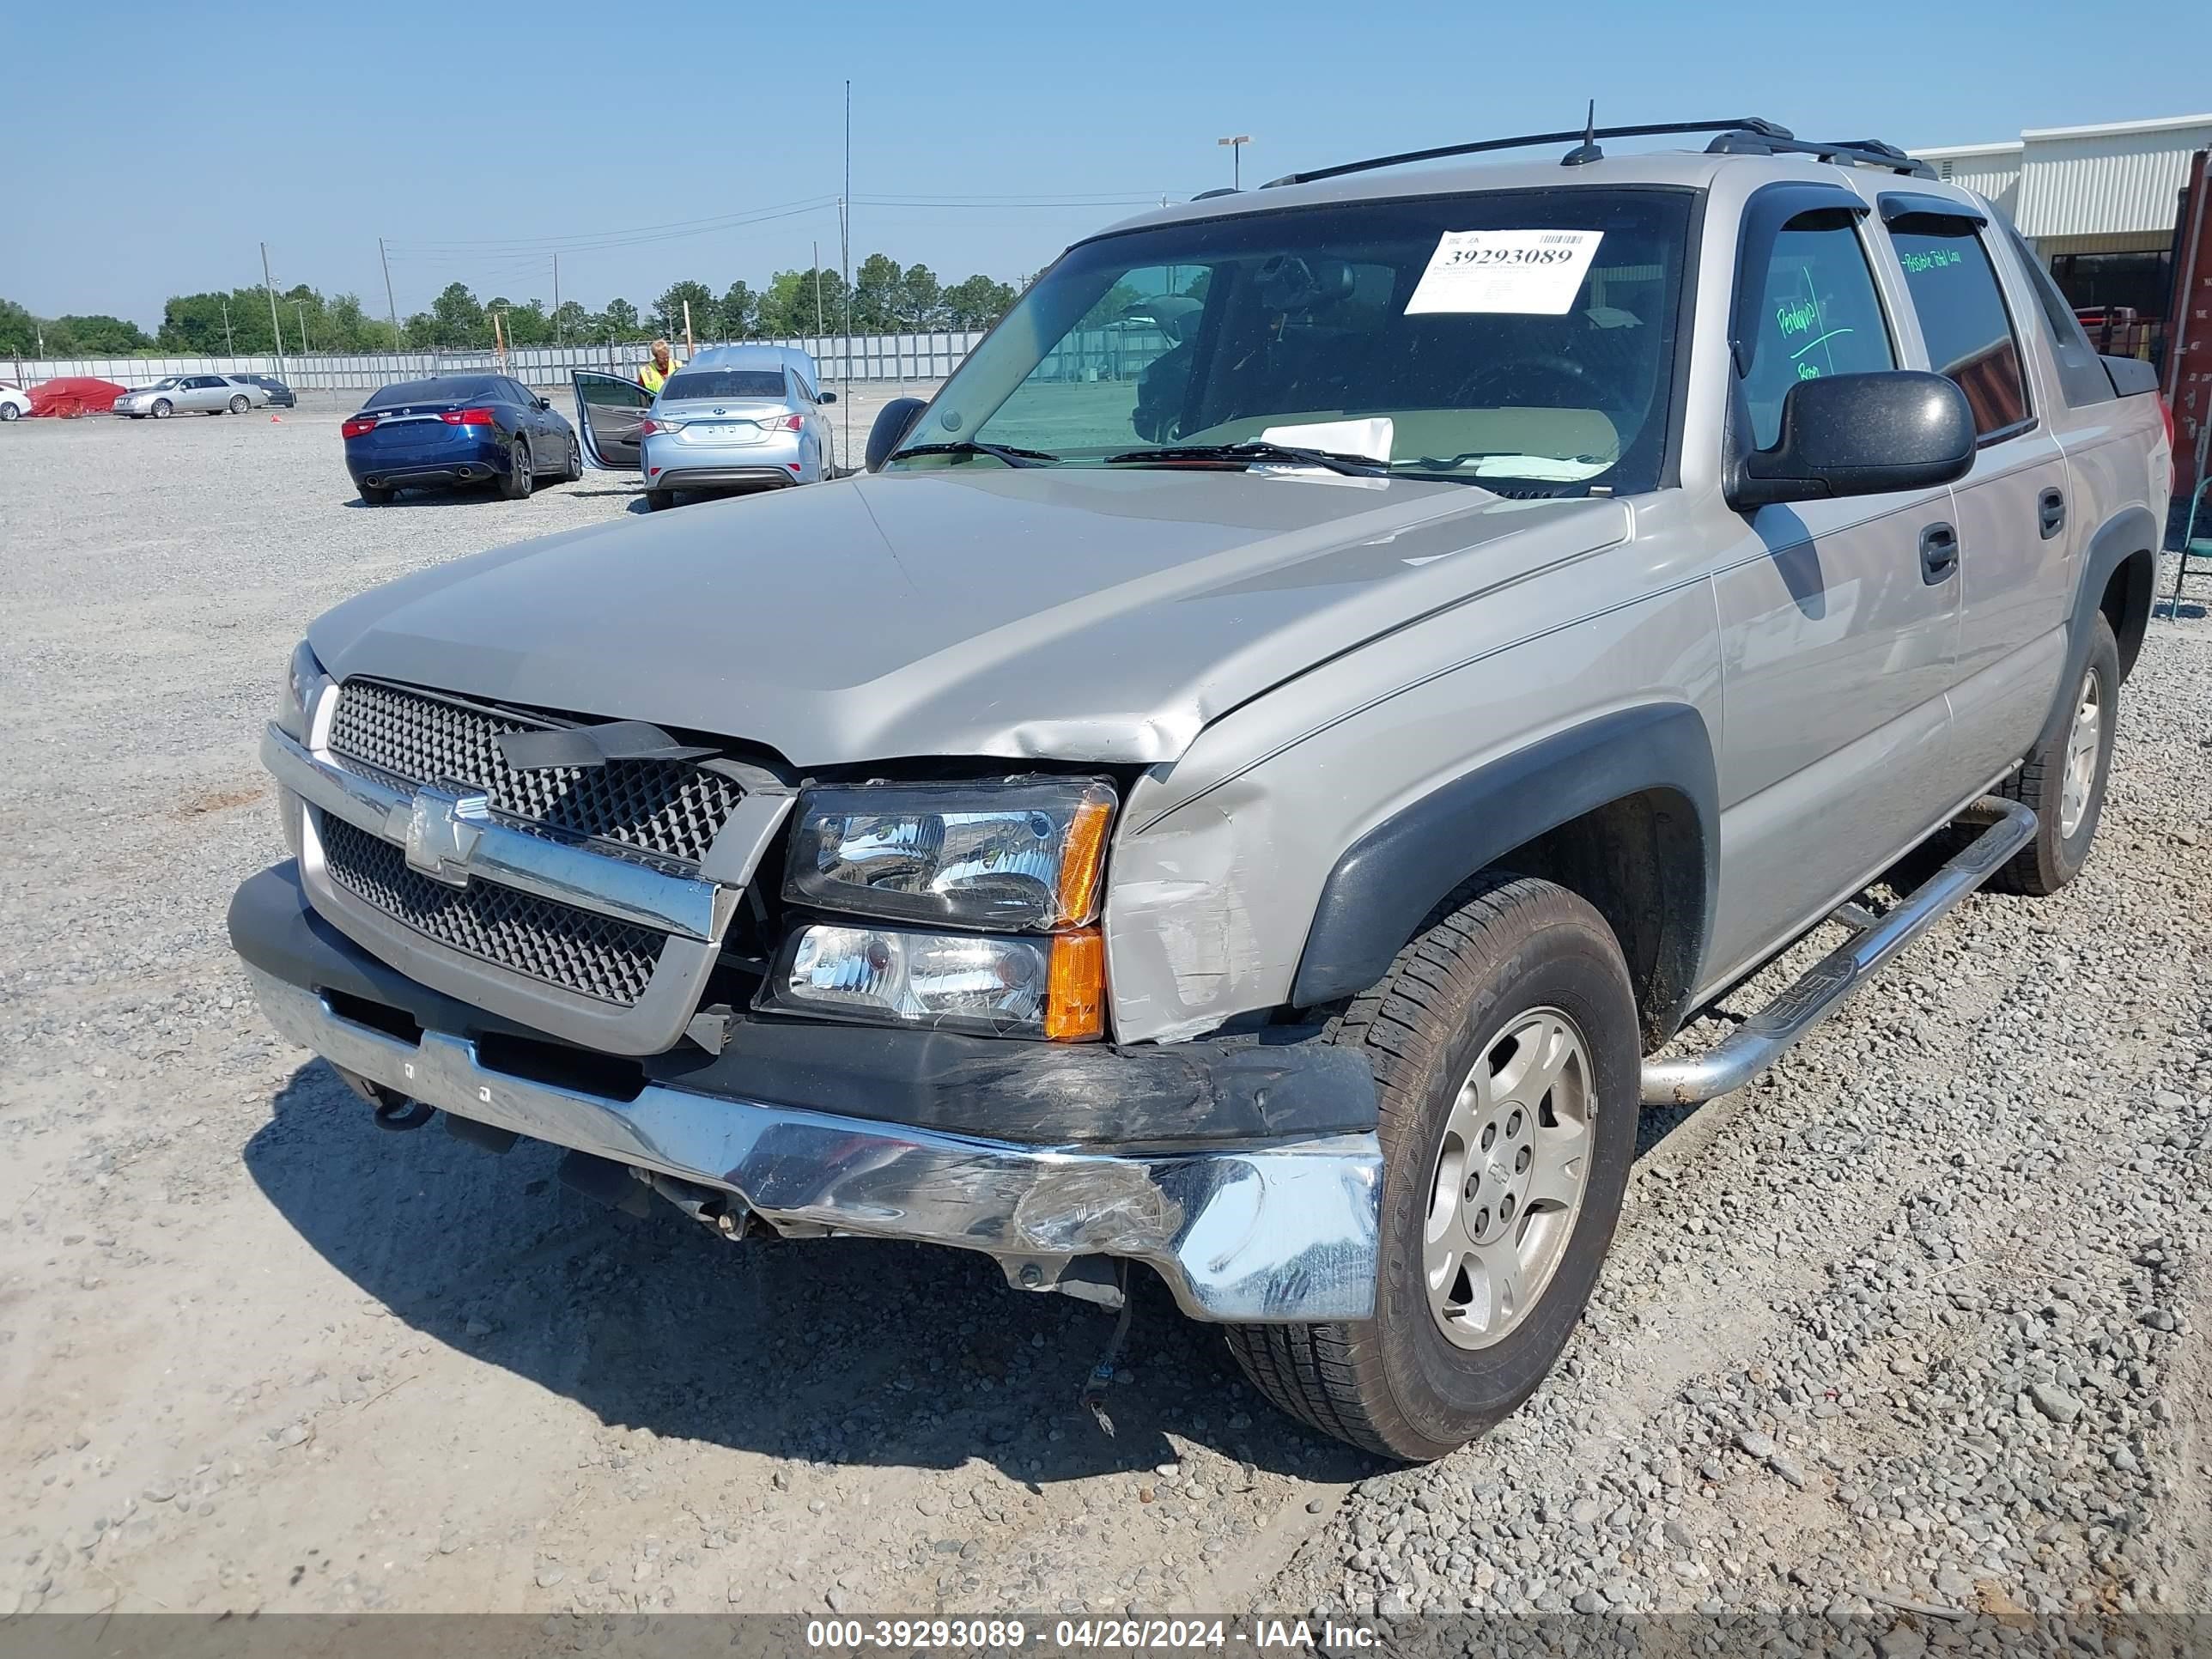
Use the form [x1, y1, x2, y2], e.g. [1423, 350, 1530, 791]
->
[1887, 222, 2031, 438]
[1739, 214, 1897, 448]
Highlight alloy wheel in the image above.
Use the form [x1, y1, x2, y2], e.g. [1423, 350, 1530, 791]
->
[1423, 1006, 1593, 1349]
[2059, 667, 2102, 839]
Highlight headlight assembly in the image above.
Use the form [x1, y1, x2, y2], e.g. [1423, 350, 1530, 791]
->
[784, 779, 1115, 932]
[276, 640, 331, 740]
[767, 922, 1103, 1039]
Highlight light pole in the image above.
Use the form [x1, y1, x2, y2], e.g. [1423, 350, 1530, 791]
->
[1217, 134, 1251, 190]
[295, 301, 310, 356]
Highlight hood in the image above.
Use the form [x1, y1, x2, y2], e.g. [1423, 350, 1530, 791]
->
[308, 467, 1628, 768]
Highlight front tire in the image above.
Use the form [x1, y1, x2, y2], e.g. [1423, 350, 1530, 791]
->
[151, 399, 173, 419]
[497, 441, 533, 500]
[1227, 875, 1638, 1461]
[0, 403, 18, 422]
[1990, 611, 2119, 896]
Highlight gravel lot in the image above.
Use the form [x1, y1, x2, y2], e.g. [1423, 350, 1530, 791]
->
[1, 404, 2207, 1642]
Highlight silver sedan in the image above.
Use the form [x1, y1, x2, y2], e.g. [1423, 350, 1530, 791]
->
[114, 375, 270, 419]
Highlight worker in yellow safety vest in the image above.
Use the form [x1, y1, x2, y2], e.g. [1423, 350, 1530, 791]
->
[638, 339, 682, 394]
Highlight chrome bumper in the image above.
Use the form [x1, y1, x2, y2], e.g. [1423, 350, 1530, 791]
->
[245, 966, 1384, 1323]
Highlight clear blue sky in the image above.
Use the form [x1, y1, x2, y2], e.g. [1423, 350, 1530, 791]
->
[10, 0, 2209, 328]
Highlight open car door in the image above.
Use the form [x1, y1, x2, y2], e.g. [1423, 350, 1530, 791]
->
[572, 370, 650, 471]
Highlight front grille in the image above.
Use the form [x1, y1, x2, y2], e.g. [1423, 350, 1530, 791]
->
[328, 680, 742, 867]
[319, 815, 663, 1007]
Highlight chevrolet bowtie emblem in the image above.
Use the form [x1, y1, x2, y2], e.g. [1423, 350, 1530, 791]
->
[400, 787, 489, 887]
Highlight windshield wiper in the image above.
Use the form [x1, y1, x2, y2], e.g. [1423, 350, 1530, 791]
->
[1103, 441, 1388, 477]
[892, 440, 1058, 469]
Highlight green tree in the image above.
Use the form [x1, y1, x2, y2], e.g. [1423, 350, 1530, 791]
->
[896, 264, 945, 330]
[502, 300, 552, 346]
[48, 313, 152, 353]
[943, 274, 1017, 329]
[719, 279, 759, 339]
[596, 298, 643, 342]
[849, 252, 904, 331]
[428, 282, 487, 348]
[757, 267, 847, 337]
[652, 280, 717, 344]
[550, 300, 590, 343]
[325, 292, 386, 350]
[0, 297, 38, 355]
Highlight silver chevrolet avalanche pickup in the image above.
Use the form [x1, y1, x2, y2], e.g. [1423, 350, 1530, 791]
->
[231, 118, 2173, 1460]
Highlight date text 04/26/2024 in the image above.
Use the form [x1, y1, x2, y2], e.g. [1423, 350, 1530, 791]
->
[801, 1618, 1384, 1650]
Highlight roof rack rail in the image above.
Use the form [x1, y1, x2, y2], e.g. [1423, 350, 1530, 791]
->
[1704, 129, 1936, 179]
[1260, 117, 1794, 188]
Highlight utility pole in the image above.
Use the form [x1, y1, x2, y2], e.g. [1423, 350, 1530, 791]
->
[1217, 134, 1251, 190]
[842, 77, 852, 464]
[295, 301, 310, 356]
[261, 242, 288, 378]
[221, 297, 234, 356]
[552, 253, 561, 345]
[812, 240, 824, 339]
[378, 235, 402, 353]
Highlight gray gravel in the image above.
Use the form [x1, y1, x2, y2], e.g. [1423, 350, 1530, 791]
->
[0, 411, 2206, 1628]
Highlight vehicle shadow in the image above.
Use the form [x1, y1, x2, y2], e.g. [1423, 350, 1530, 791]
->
[242, 1059, 1378, 1486]
[342, 490, 508, 509]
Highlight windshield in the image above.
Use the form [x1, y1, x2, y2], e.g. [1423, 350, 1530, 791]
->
[145, 379, 183, 391]
[661, 369, 787, 401]
[892, 186, 1692, 493]
[365, 376, 505, 410]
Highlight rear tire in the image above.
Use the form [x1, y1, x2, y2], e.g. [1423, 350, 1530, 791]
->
[644, 489, 672, 511]
[1225, 874, 1638, 1462]
[359, 484, 394, 505]
[229, 394, 250, 413]
[563, 434, 583, 482]
[1990, 611, 2119, 896]
[498, 441, 533, 500]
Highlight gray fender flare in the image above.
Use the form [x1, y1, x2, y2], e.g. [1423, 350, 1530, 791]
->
[1289, 703, 1718, 1024]
[2035, 505, 2158, 753]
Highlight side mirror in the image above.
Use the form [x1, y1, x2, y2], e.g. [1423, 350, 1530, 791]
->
[535, 397, 552, 410]
[1729, 371, 1974, 510]
[817, 390, 837, 405]
[865, 396, 930, 473]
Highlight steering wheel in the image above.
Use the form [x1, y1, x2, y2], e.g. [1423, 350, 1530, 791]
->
[1454, 355, 1593, 407]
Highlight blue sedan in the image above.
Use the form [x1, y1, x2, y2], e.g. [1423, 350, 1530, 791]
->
[342, 374, 582, 504]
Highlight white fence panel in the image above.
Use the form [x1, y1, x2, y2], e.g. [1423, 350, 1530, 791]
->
[5, 332, 988, 393]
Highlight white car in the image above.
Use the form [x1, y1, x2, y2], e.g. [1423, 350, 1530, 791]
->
[0, 382, 30, 422]
[113, 375, 270, 419]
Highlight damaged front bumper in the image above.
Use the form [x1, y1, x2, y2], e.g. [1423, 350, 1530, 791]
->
[230, 866, 1382, 1323]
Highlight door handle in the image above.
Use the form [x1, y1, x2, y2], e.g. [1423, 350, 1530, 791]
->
[2039, 487, 2066, 539]
[1919, 522, 1958, 584]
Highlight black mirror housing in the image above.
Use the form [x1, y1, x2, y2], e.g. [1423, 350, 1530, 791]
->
[865, 396, 930, 473]
[1730, 371, 1975, 510]
[818, 390, 837, 404]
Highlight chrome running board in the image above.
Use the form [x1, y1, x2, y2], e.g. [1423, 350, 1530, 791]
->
[1641, 797, 2036, 1106]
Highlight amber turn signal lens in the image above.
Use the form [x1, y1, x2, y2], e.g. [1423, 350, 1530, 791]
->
[1054, 793, 1115, 926]
[1044, 930, 1105, 1041]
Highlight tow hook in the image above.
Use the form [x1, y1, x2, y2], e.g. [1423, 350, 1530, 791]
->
[371, 1097, 435, 1132]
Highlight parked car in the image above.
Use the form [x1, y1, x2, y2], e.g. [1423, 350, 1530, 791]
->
[114, 375, 268, 418]
[340, 374, 581, 504]
[229, 373, 296, 408]
[572, 343, 836, 509]
[232, 118, 2171, 1461]
[0, 381, 30, 422]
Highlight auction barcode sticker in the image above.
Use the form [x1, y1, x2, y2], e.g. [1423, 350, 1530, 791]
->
[1405, 228, 1605, 315]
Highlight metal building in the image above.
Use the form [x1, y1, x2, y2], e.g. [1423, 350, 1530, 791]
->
[1913, 113, 2212, 353]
